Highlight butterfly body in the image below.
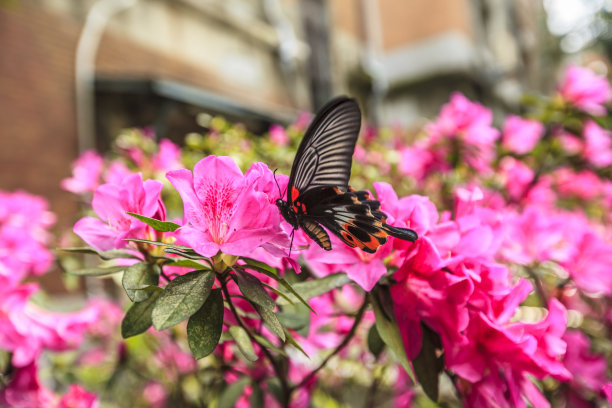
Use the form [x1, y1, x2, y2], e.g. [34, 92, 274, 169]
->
[277, 96, 417, 253]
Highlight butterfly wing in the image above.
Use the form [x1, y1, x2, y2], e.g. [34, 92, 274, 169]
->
[298, 186, 417, 254]
[287, 97, 361, 203]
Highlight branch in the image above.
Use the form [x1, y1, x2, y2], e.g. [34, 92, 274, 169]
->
[221, 276, 291, 407]
[292, 298, 369, 390]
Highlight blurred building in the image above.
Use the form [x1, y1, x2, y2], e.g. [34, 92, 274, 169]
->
[0, 0, 550, 226]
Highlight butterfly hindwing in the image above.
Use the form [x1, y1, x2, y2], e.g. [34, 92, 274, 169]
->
[297, 186, 390, 253]
[298, 218, 332, 251]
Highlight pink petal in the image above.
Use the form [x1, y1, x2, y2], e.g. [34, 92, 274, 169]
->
[73, 217, 119, 251]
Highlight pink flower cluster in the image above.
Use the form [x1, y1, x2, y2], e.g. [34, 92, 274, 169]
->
[0, 190, 103, 407]
[400, 92, 500, 180]
[61, 137, 181, 195]
[559, 65, 611, 116]
[388, 186, 572, 407]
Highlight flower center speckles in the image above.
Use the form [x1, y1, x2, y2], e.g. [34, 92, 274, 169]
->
[201, 180, 236, 244]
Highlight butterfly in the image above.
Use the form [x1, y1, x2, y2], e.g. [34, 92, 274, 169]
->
[276, 96, 418, 254]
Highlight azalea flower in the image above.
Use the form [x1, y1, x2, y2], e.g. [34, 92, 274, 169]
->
[583, 120, 612, 168]
[0, 284, 103, 367]
[563, 331, 608, 393]
[73, 173, 164, 251]
[152, 139, 182, 172]
[425, 92, 500, 172]
[57, 385, 99, 408]
[559, 65, 611, 116]
[502, 115, 544, 155]
[167, 156, 286, 258]
[269, 124, 290, 146]
[61, 150, 104, 194]
[0, 361, 55, 408]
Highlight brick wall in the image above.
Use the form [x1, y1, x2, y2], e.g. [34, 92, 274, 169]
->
[0, 3, 82, 229]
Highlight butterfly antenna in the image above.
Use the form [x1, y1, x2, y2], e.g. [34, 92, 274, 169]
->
[288, 229, 295, 258]
[273, 168, 283, 199]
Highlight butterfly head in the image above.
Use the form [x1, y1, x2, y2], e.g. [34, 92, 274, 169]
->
[276, 199, 299, 229]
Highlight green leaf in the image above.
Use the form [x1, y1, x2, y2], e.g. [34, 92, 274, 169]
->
[218, 376, 250, 408]
[261, 282, 294, 304]
[164, 247, 207, 260]
[371, 290, 416, 383]
[187, 289, 224, 359]
[233, 270, 275, 311]
[253, 304, 286, 341]
[367, 323, 385, 358]
[249, 382, 265, 408]
[121, 288, 163, 338]
[151, 270, 215, 330]
[277, 303, 310, 337]
[122, 262, 160, 302]
[229, 326, 258, 361]
[275, 279, 315, 313]
[236, 264, 314, 313]
[252, 334, 287, 357]
[241, 257, 277, 275]
[126, 212, 181, 232]
[58, 247, 141, 260]
[413, 323, 443, 402]
[283, 328, 309, 358]
[163, 259, 209, 269]
[70, 265, 126, 276]
[122, 238, 190, 250]
[275, 273, 350, 307]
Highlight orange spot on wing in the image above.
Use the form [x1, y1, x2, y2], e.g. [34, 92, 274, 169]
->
[340, 231, 358, 247]
[363, 234, 382, 251]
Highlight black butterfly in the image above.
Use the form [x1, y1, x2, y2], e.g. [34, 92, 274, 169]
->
[276, 96, 418, 253]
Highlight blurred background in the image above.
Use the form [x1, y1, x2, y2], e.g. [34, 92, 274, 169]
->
[1, 0, 612, 228]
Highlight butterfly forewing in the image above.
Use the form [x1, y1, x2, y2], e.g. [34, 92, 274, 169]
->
[278, 96, 418, 254]
[288, 97, 361, 201]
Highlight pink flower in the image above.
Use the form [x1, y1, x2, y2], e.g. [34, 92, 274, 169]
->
[498, 157, 534, 201]
[57, 385, 99, 408]
[73, 173, 164, 251]
[398, 144, 437, 181]
[583, 120, 612, 167]
[426, 92, 500, 172]
[0, 225, 53, 284]
[563, 330, 608, 392]
[152, 139, 182, 172]
[554, 168, 602, 200]
[0, 284, 104, 367]
[559, 65, 611, 116]
[142, 382, 167, 408]
[502, 115, 544, 154]
[304, 234, 392, 291]
[392, 237, 473, 359]
[167, 156, 286, 257]
[269, 124, 290, 146]
[556, 129, 583, 154]
[292, 112, 312, 131]
[61, 150, 104, 194]
[603, 383, 612, 405]
[449, 300, 570, 407]
[562, 231, 612, 295]
[104, 160, 133, 185]
[0, 362, 55, 408]
[500, 205, 580, 265]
